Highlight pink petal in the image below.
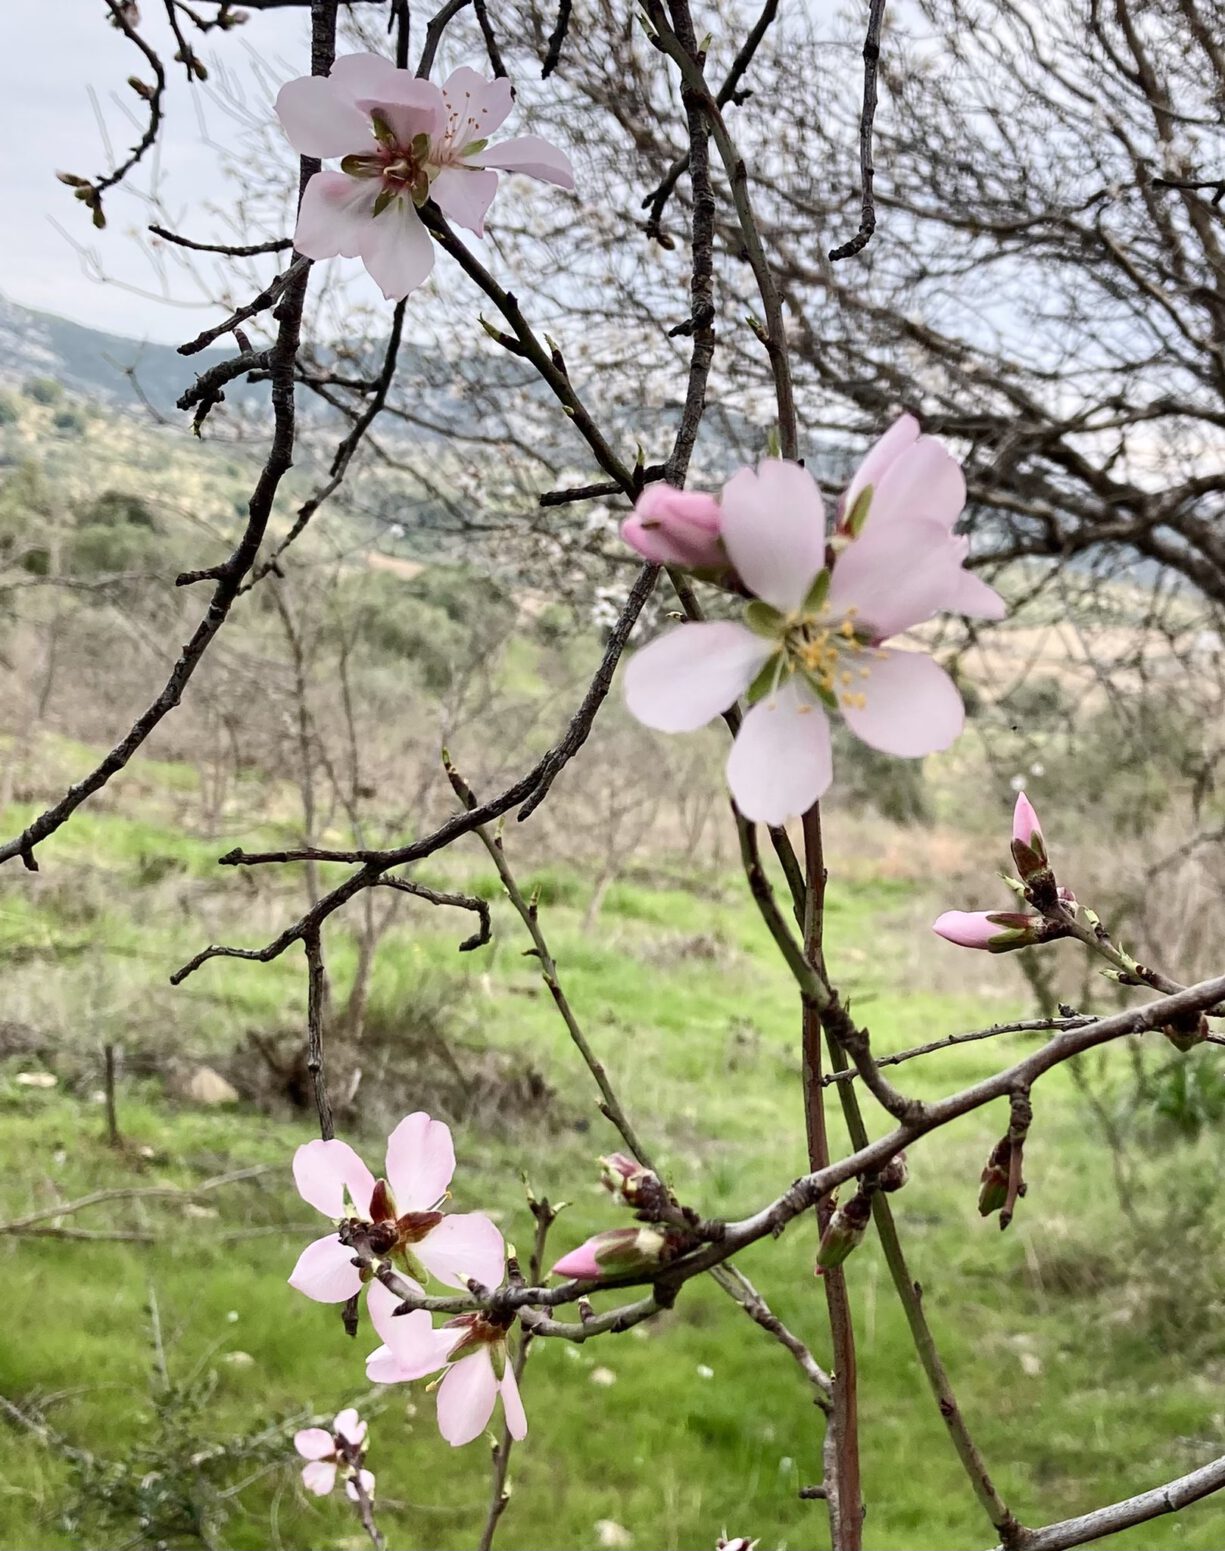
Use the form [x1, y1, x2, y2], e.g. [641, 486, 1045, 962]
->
[355, 93, 445, 147]
[726, 677, 833, 824]
[1012, 792, 1043, 850]
[954, 568, 1006, 620]
[623, 621, 771, 733]
[358, 194, 436, 299]
[719, 461, 827, 614]
[436, 1351, 498, 1447]
[294, 171, 380, 261]
[345, 1469, 376, 1502]
[828, 517, 970, 639]
[293, 1428, 334, 1462]
[500, 1359, 527, 1441]
[550, 1238, 604, 1279]
[442, 66, 514, 142]
[332, 1408, 366, 1448]
[384, 1112, 456, 1211]
[301, 1460, 337, 1495]
[431, 167, 499, 235]
[329, 52, 413, 105]
[293, 1138, 376, 1219]
[275, 76, 371, 159]
[841, 648, 964, 757]
[932, 910, 1009, 949]
[367, 1278, 452, 1378]
[365, 1344, 408, 1384]
[366, 1274, 422, 1342]
[416, 1212, 505, 1291]
[474, 135, 575, 189]
[841, 414, 920, 519]
[288, 1233, 362, 1303]
[869, 436, 966, 531]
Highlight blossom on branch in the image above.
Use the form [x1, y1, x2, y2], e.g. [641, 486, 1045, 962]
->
[288, 1111, 504, 1303]
[621, 486, 725, 570]
[294, 1406, 374, 1499]
[276, 55, 575, 299]
[365, 1288, 527, 1448]
[623, 435, 1003, 824]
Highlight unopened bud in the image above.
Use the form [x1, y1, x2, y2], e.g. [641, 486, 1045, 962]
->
[978, 1137, 1011, 1217]
[816, 1190, 871, 1272]
[599, 1152, 660, 1206]
[1161, 1012, 1209, 1053]
[551, 1225, 671, 1280]
[876, 1152, 909, 1193]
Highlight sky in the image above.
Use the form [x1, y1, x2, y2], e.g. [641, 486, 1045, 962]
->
[1, 3, 372, 343]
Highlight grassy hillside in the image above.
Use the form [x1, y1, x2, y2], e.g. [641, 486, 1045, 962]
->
[2, 739, 1224, 1551]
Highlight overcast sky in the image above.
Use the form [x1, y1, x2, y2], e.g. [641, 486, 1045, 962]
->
[1, 4, 339, 343]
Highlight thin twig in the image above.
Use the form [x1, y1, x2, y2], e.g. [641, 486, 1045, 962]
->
[828, 0, 887, 261]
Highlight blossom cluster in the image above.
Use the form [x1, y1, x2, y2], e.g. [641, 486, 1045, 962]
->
[290, 1113, 523, 1448]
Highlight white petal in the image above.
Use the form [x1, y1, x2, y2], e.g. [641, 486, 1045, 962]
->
[442, 67, 514, 141]
[828, 517, 970, 639]
[954, 568, 1007, 620]
[623, 621, 770, 733]
[842, 648, 964, 756]
[294, 172, 380, 261]
[719, 461, 827, 613]
[355, 93, 444, 146]
[358, 194, 436, 299]
[384, 1112, 455, 1211]
[500, 1359, 528, 1440]
[431, 167, 499, 235]
[332, 1408, 366, 1447]
[329, 53, 410, 104]
[475, 135, 574, 189]
[275, 76, 371, 159]
[293, 1428, 334, 1462]
[842, 415, 920, 518]
[301, 1460, 337, 1495]
[288, 1234, 362, 1303]
[869, 436, 966, 531]
[292, 1138, 375, 1219]
[436, 1351, 498, 1447]
[415, 1213, 505, 1291]
[726, 678, 833, 824]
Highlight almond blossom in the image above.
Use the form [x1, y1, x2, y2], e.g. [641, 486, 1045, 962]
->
[275, 55, 574, 299]
[294, 1407, 374, 1499]
[288, 1111, 504, 1303]
[623, 446, 1004, 824]
[365, 1285, 527, 1448]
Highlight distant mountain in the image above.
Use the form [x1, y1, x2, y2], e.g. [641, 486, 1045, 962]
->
[0, 292, 272, 418]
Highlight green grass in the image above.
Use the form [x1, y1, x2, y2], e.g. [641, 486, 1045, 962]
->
[2, 782, 1224, 1550]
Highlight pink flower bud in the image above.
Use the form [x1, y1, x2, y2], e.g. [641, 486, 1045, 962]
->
[621, 486, 724, 570]
[550, 1225, 668, 1280]
[932, 910, 1039, 952]
[1011, 791, 1043, 852]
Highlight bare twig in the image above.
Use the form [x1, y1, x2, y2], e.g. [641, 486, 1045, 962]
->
[828, 0, 887, 261]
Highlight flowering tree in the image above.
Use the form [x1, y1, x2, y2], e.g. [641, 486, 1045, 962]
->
[8, 2, 1225, 1549]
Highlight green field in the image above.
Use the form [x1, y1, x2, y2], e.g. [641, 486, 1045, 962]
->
[3, 743, 1224, 1551]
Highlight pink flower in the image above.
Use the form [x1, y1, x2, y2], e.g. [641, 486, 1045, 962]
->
[289, 1112, 505, 1303]
[621, 485, 725, 569]
[624, 457, 993, 824]
[839, 415, 1005, 623]
[276, 55, 574, 299]
[294, 1407, 373, 1498]
[365, 1288, 526, 1448]
[931, 909, 1039, 952]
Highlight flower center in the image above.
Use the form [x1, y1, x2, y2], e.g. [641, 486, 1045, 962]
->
[783, 608, 870, 711]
